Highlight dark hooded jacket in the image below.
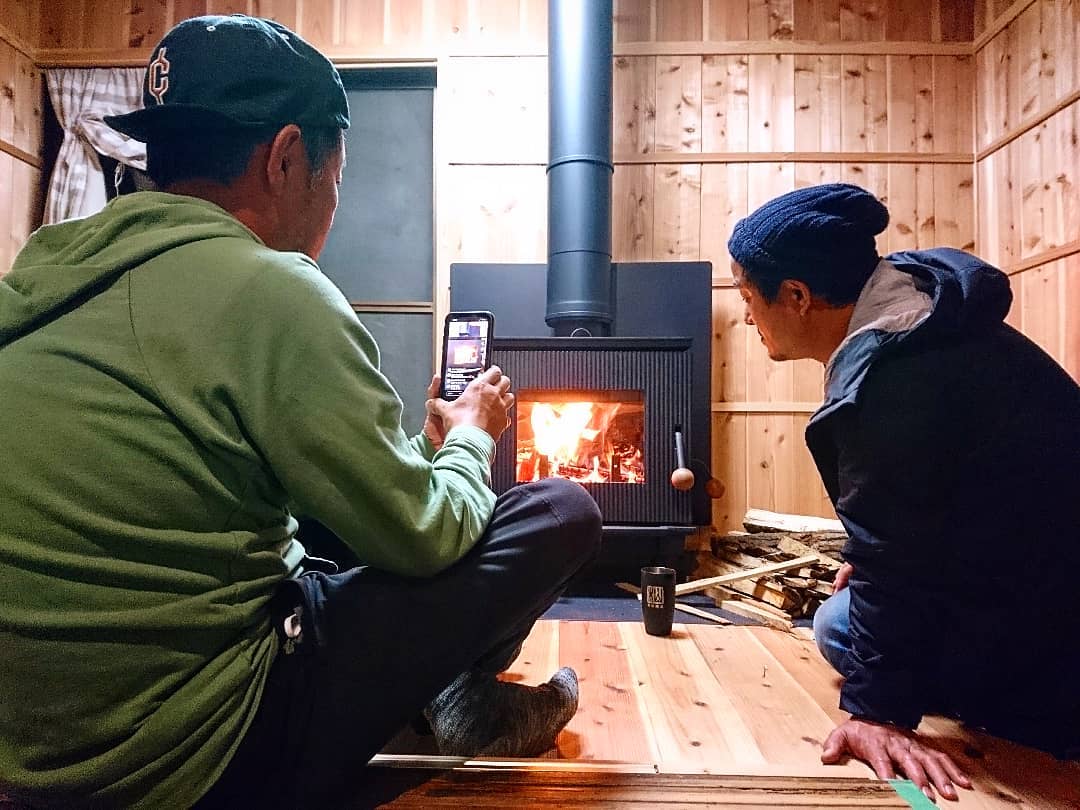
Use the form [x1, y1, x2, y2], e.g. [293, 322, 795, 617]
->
[806, 248, 1080, 756]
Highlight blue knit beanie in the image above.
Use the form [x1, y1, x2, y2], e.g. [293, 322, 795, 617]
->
[727, 183, 889, 304]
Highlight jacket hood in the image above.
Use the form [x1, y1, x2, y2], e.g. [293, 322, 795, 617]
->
[816, 248, 1012, 421]
[887, 247, 1012, 334]
[0, 192, 259, 348]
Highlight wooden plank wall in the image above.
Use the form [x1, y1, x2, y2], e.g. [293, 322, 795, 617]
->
[975, 0, 1080, 383]
[0, 0, 43, 278]
[438, 0, 977, 533]
[35, 0, 550, 61]
[28, 0, 983, 534]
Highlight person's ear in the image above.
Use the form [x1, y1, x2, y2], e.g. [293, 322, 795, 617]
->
[782, 279, 814, 316]
[265, 124, 304, 196]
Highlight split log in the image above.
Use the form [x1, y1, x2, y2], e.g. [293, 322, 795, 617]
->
[706, 591, 794, 630]
[694, 557, 803, 612]
[743, 508, 844, 535]
[687, 513, 850, 626]
[711, 531, 846, 565]
[775, 536, 844, 567]
[674, 555, 820, 597]
[705, 586, 793, 620]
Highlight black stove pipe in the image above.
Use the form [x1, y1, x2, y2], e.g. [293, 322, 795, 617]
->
[545, 0, 614, 337]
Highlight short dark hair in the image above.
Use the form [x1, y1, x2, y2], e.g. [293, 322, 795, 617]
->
[741, 264, 869, 306]
[739, 271, 785, 305]
[146, 125, 343, 189]
[301, 127, 345, 179]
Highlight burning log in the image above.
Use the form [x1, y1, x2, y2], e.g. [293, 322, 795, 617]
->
[515, 398, 645, 484]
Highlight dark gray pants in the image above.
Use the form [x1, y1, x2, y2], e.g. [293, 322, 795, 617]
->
[196, 478, 602, 808]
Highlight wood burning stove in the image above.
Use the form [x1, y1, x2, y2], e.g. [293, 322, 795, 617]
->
[451, 262, 712, 532]
[447, 0, 712, 542]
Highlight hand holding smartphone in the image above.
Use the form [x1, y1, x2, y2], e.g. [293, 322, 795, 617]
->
[439, 311, 494, 401]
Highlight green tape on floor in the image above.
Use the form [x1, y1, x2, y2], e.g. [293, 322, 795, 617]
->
[889, 779, 936, 808]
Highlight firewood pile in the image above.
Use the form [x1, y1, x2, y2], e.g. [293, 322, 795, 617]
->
[692, 509, 848, 630]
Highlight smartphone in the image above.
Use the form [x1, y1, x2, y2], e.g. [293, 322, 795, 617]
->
[439, 311, 495, 401]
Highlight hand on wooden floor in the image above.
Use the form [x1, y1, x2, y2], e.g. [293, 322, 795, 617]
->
[822, 717, 972, 802]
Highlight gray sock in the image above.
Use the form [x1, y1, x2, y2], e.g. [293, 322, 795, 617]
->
[423, 666, 579, 757]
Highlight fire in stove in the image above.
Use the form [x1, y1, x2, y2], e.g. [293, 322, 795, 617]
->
[515, 390, 645, 484]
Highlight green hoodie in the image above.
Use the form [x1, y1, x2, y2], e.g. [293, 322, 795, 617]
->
[0, 192, 496, 807]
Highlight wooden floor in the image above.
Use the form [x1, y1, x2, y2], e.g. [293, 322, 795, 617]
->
[375, 620, 1080, 808]
[372, 767, 912, 808]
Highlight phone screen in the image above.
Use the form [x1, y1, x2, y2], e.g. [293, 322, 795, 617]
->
[440, 312, 493, 400]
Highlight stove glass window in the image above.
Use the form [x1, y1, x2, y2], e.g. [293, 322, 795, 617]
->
[516, 390, 645, 484]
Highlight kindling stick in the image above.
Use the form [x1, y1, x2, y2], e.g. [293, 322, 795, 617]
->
[615, 582, 732, 626]
[673, 555, 820, 597]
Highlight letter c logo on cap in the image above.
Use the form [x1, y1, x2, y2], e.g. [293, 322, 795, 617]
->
[148, 47, 171, 105]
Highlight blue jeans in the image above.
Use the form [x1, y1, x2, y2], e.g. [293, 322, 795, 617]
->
[196, 478, 602, 808]
[813, 587, 854, 678]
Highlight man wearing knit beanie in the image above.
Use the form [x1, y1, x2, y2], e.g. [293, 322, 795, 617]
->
[728, 184, 1080, 801]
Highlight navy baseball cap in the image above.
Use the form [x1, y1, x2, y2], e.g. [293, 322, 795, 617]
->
[105, 14, 349, 142]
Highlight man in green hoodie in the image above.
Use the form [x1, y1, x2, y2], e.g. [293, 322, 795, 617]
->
[0, 15, 601, 809]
